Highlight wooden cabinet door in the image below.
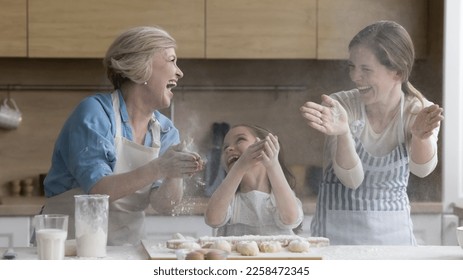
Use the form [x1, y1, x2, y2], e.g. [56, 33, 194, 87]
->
[318, 0, 428, 59]
[0, 0, 27, 57]
[206, 0, 317, 59]
[28, 0, 205, 58]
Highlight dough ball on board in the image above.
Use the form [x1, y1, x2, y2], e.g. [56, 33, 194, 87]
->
[288, 239, 310, 253]
[258, 241, 282, 253]
[178, 241, 201, 250]
[210, 239, 232, 253]
[236, 241, 259, 256]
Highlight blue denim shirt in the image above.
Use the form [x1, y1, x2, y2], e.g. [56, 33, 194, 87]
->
[44, 90, 179, 197]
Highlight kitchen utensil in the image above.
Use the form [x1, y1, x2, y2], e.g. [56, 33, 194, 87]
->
[0, 98, 22, 129]
[2, 248, 17, 260]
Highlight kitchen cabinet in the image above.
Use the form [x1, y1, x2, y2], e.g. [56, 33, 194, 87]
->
[206, 0, 317, 59]
[3, 0, 429, 59]
[318, 0, 428, 59]
[0, 217, 31, 247]
[28, 0, 205, 58]
[0, 0, 27, 57]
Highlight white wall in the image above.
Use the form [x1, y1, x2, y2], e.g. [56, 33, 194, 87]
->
[441, 0, 463, 245]
[443, 0, 463, 213]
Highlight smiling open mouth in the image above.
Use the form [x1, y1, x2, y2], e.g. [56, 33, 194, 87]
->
[167, 80, 177, 89]
[227, 155, 239, 167]
[357, 86, 372, 94]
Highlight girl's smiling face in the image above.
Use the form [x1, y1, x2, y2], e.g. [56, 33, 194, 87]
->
[221, 126, 258, 171]
[348, 45, 402, 106]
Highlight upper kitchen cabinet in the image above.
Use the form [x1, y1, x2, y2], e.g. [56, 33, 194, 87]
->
[206, 0, 317, 59]
[318, 0, 428, 59]
[28, 0, 205, 58]
[0, 0, 27, 57]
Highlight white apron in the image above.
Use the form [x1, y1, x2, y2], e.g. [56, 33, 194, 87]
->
[42, 91, 160, 246]
[311, 96, 416, 245]
[217, 191, 297, 236]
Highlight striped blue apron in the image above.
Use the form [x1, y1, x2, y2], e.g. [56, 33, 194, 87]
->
[311, 96, 416, 245]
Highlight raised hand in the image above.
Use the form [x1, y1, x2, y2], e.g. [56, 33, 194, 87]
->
[156, 144, 202, 178]
[300, 94, 349, 136]
[411, 104, 444, 139]
[233, 139, 266, 171]
[261, 133, 280, 169]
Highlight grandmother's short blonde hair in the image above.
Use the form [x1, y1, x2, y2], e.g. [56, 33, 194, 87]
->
[103, 26, 177, 89]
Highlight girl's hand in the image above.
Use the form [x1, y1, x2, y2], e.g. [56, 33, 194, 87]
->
[300, 94, 349, 136]
[261, 133, 280, 169]
[411, 104, 444, 139]
[234, 139, 266, 171]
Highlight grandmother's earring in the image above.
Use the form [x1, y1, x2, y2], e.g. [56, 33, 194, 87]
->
[143, 81, 148, 85]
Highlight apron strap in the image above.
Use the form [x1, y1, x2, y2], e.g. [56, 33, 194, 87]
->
[111, 91, 122, 137]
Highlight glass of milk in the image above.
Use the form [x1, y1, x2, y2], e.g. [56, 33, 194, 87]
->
[34, 214, 69, 260]
[74, 194, 109, 258]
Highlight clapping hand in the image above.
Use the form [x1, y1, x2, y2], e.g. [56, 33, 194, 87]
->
[300, 94, 349, 136]
[261, 133, 280, 169]
[157, 143, 203, 178]
[411, 104, 444, 139]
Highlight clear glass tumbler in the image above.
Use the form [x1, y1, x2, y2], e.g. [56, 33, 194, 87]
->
[74, 194, 109, 258]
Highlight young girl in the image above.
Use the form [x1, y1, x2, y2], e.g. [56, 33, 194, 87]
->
[204, 124, 303, 236]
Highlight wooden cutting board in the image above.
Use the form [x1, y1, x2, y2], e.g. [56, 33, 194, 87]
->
[141, 239, 323, 260]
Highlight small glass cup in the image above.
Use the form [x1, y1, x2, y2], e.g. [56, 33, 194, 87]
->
[34, 214, 69, 260]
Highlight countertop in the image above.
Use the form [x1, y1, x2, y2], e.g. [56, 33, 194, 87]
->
[0, 196, 444, 216]
[2, 245, 462, 260]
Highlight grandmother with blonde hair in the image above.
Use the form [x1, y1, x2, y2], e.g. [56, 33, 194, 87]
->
[42, 26, 203, 245]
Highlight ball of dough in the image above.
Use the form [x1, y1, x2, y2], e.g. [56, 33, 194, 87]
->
[178, 241, 201, 250]
[236, 241, 259, 256]
[258, 241, 282, 253]
[288, 239, 310, 253]
[172, 233, 185, 240]
[210, 239, 232, 253]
